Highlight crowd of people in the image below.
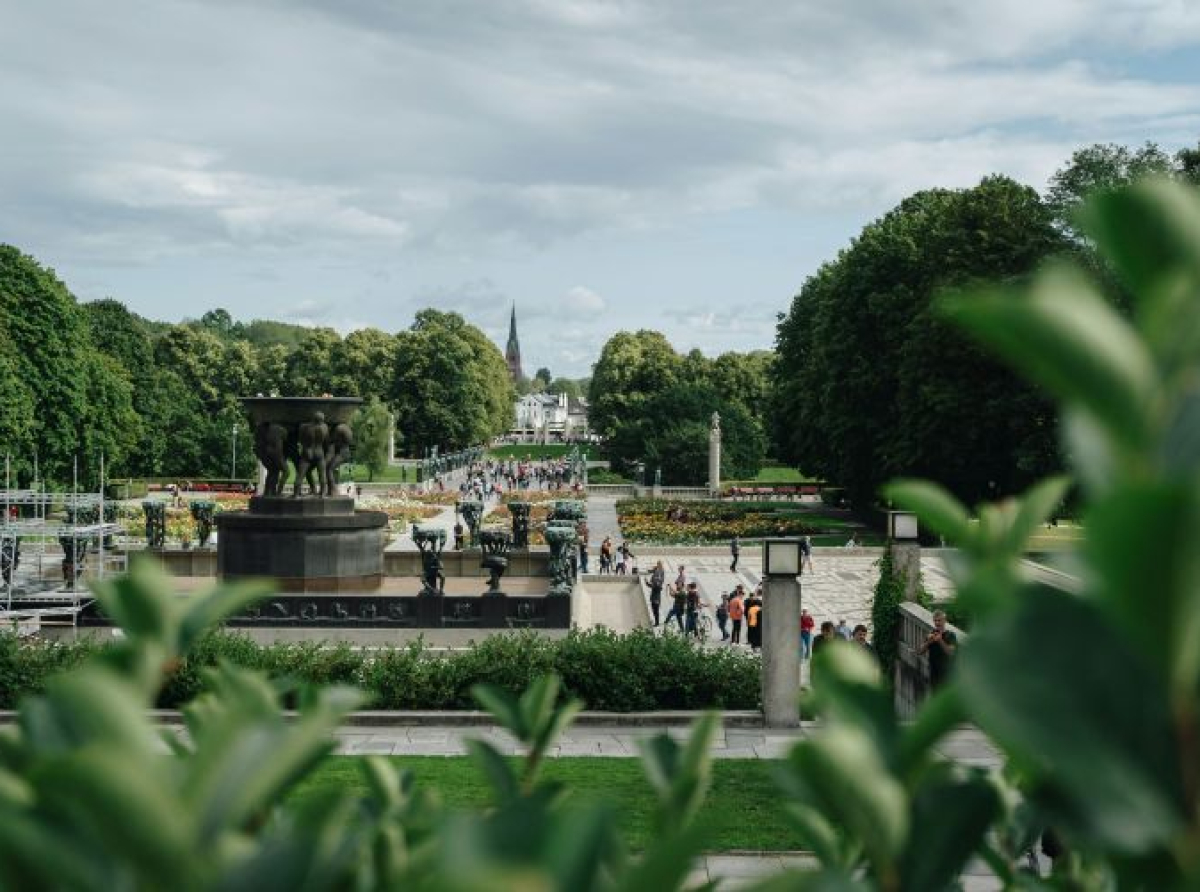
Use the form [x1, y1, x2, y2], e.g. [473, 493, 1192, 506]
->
[450, 457, 584, 501]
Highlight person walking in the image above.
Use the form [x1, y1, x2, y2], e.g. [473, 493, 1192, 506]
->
[684, 582, 702, 639]
[715, 592, 730, 641]
[729, 535, 740, 572]
[648, 561, 665, 626]
[800, 608, 815, 660]
[578, 537, 589, 575]
[800, 535, 814, 574]
[664, 582, 687, 633]
[728, 585, 745, 644]
[745, 589, 763, 650]
[599, 537, 613, 574]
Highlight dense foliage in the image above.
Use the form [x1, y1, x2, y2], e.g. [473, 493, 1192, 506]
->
[773, 176, 1071, 508]
[0, 251, 513, 485]
[0, 626, 760, 712]
[588, 331, 769, 484]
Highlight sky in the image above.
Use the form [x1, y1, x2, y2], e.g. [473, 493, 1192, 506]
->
[2, 1, 1199, 377]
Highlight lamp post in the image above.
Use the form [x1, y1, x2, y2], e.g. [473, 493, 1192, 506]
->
[231, 423, 238, 480]
[762, 537, 802, 728]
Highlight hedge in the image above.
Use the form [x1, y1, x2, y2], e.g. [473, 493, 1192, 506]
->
[0, 628, 761, 712]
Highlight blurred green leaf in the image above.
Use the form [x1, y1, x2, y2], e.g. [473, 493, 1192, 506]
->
[959, 588, 1184, 853]
[1003, 475, 1072, 558]
[784, 726, 908, 874]
[178, 579, 274, 655]
[465, 739, 519, 805]
[470, 684, 523, 738]
[1084, 181, 1200, 365]
[900, 769, 1001, 891]
[1084, 482, 1200, 692]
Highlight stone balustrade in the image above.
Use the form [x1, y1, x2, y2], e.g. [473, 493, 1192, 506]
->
[894, 601, 967, 719]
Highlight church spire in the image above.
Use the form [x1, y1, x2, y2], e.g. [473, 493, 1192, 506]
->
[505, 304, 524, 382]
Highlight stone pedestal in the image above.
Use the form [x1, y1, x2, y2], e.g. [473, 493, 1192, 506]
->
[762, 574, 801, 728]
[217, 495, 388, 592]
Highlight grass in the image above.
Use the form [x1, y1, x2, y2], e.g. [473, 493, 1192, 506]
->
[291, 756, 803, 851]
[344, 464, 412, 483]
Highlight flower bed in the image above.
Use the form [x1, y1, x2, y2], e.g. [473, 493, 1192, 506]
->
[616, 498, 863, 545]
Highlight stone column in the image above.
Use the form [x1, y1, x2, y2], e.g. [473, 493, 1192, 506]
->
[893, 541, 922, 601]
[762, 574, 801, 727]
[708, 412, 721, 496]
[387, 414, 396, 464]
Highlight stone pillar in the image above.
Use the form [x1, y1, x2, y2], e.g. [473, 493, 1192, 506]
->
[708, 412, 721, 496]
[257, 462, 268, 495]
[388, 414, 396, 464]
[762, 574, 801, 727]
[892, 541, 922, 601]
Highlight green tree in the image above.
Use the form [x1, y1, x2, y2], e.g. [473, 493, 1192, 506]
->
[195, 307, 236, 339]
[353, 398, 392, 481]
[0, 246, 94, 484]
[774, 176, 1069, 507]
[634, 381, 764, 485]
[75, 352, 140, 478]
[390, 310, 514, 452]
[588, 330, 682, 447]
[709, 349, 773, 433]
[1177, 141, 1200, 184]
[590, 333, 765, 483]
[546, 377, 582, 399]
[1046, 142, 1174, 239]
[0, 317, 35, 475]
[285, 327, 342, 395]
[333, 328, 396, 399]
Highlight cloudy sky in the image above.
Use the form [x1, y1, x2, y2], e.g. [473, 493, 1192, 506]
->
[3, 1, 1199, 376]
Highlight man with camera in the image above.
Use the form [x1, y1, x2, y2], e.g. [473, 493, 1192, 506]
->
[918, 609, 958, 690]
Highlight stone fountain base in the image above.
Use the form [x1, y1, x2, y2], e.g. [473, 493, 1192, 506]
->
[216, 496, 388, 592]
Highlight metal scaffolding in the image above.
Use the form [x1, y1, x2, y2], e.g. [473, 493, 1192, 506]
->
[1, 454, 125, 631]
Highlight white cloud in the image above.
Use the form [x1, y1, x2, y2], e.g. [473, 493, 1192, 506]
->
[563, 286, 606, 314]
[1, 0, 1199, 377]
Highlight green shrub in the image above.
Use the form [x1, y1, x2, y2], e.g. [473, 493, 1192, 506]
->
[1, 626, 760, 712]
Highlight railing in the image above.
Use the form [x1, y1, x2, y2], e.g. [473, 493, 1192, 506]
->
[894, 602, 966, 719]
[658, 487, 711, 500]
[586, 484, 637, 496]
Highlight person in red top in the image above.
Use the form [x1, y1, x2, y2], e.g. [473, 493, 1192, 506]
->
[800, 608, 816, 660]
[727, 584, 746, 644]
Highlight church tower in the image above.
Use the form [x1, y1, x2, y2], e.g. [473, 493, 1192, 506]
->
[505, 304, 525, 382]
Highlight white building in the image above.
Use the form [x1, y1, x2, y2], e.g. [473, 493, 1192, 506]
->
[509, 392, 590, 443]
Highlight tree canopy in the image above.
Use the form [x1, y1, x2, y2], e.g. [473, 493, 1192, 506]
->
[391, 310, 514, 453]
[589, 331, 766, 485]
[773, 176, 1070, 507]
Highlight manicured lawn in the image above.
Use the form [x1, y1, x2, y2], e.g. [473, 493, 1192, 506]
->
[291, 756, 803, 851]
[344, 464, 413, 483]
